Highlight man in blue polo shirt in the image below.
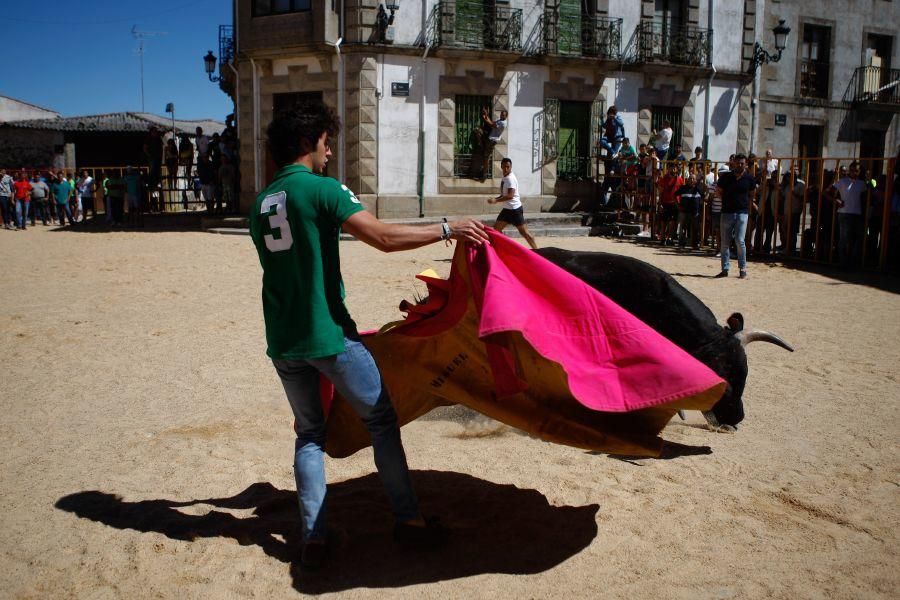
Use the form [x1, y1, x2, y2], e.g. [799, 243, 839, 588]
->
[716, 154, 757, 279]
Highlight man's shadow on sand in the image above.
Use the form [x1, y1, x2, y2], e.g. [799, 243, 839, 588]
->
[56, 470, 599, 593]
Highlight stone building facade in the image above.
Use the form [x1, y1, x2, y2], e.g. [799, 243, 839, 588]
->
[222, 0, 764, 216]
[755, 0, 900, 166]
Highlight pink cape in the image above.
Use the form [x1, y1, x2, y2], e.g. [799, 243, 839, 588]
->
[323, 230, 725, 457]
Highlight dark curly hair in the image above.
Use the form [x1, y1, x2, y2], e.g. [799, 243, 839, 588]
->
[266, 100, 341, 168]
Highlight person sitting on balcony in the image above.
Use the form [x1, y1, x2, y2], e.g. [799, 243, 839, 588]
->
[597, 106, 625, 159]
[469, 107, 506, 181]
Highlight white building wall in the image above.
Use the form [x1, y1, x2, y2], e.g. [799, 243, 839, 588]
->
[709, 1, 745, 73]
[0, 96, 59, 122]
[377, 56, 423, 195]
[507, 65, 547, 195]
[703, 82, 743, 162]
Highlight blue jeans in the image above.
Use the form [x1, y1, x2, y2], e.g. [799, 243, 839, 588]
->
[0, 196, 11, 226]
[57, 202, 75, 226]
[273, 337, 419, 541]
[837, 213, 863, 267]
[598, 137, 622, 155]
[15, 199, 29, 228]
[720, 212, 749, 272]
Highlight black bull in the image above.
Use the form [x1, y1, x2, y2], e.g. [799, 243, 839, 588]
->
[534, 247, 793, 428]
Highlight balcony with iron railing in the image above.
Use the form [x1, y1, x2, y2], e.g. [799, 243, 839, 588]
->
[218, 25, 235, 96]
[843, 65, 900, 109]
[426, 1, 523, 52]
[629, 21, 711, 68]
[541, 13, 621, 60]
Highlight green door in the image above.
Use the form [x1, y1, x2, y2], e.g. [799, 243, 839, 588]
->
[558, 101, 591, 180]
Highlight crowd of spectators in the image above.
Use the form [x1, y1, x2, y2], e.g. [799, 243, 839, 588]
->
[594, 129, 899, 271]
[0, 117, 239, 230]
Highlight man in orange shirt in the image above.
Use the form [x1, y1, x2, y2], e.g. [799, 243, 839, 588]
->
[656, 163, 683, 245]
[13, 172, 33, 230]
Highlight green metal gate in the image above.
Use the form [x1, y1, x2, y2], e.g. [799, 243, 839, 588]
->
[454, 94, 492, 177]
[557, 101, 591, 180]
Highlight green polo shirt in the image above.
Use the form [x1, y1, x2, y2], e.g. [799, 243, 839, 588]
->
[249, 164, 365, 360]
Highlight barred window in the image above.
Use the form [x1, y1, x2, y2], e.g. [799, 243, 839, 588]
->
[454, 95, 493, 179]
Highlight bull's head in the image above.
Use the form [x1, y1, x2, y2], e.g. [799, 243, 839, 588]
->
[700, 312, 794, 432]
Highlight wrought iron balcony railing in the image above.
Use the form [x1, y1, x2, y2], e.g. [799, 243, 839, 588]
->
[631, 21, 711, 67]
[542, 13, 621, 59]
[428, 1, 523, 52]
[219, 25, 234, 69]
[843, 66, 900, 107]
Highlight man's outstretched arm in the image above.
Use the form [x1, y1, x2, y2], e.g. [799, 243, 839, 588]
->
[342, 210, 490, 253]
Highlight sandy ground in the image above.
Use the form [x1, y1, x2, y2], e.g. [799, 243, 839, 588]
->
[1, 223, 898, 599]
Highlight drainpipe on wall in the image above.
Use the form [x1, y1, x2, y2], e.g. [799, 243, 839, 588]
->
[329, 38, 345, 184]
[250, 57, 261, 193]
[418, 43, 430, 218]
[702, 0, 715, 158]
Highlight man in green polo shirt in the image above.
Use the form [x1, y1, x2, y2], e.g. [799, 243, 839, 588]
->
[250, 100, 488, 569]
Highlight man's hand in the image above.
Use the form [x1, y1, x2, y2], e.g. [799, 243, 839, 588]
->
[448, 218, 490, 245]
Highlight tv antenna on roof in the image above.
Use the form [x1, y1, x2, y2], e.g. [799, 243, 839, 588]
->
[132, 25, 167, 113]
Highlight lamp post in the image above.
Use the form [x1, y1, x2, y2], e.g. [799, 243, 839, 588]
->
[748, 19, 791, 154]
[748, 19, 791, 76]
[203, 50, 221, 83]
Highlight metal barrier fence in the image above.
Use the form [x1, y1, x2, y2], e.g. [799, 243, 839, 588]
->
[593, 155, 898, 273]
[1, 165, 235, 215]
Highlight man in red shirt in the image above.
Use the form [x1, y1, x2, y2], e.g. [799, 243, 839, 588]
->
[656, 163, 683, 245]
[13, 172, 33, 230]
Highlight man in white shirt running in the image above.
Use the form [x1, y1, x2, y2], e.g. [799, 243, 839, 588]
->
[487, 157, 538, 249]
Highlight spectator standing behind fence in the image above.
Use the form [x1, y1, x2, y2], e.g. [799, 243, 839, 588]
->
[198, 157, 215, 213]
[756, 168, 779, 254]
[716, 154, 757, 279]
[765, 149, 778, 178]
[657, 163, 683, 245]
[106, 172, 126, 226]
[827, 161, 866, 268]
[779, 164, 806, 254]
[676, 172, 703, 249]
[52, 172, 75, 226]
[30, 173, 50, 226]
[0, 169, 14, 229]
[218, 154, 235, 214]
[598, 106, 625, 159]
[67, 173, 80, 222]
[125, 167, 143, 228]
[179, 134, 194, 185]
[165, 138, 179, 192]
[651, 121, 673, 161]
[706, 164, 727, 253]
[195, 126, 210, 159]
[13, 172, 32, 230]
[78, 170, 95, 221]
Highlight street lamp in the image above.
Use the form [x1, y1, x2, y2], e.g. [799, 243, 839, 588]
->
[203, 50, 221, 83]
[748, 19, 791, 76]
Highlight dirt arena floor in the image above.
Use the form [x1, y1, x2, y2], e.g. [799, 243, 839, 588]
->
[1, 224, 898, 599]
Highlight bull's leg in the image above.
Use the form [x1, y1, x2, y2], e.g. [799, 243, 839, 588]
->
[702, 410, 737, 433]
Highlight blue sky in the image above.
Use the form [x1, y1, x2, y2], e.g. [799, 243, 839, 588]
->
[2, 0, 233, 121]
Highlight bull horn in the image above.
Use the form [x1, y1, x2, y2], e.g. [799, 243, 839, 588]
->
[735, 329, 794, 352]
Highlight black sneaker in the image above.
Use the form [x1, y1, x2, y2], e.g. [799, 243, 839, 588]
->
[300, 540, 328, 570]
[393, 516, 447, 548]
[714, 270, 729, 278]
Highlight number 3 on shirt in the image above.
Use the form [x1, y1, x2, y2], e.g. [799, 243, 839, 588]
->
[261, 191, 293, 252]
